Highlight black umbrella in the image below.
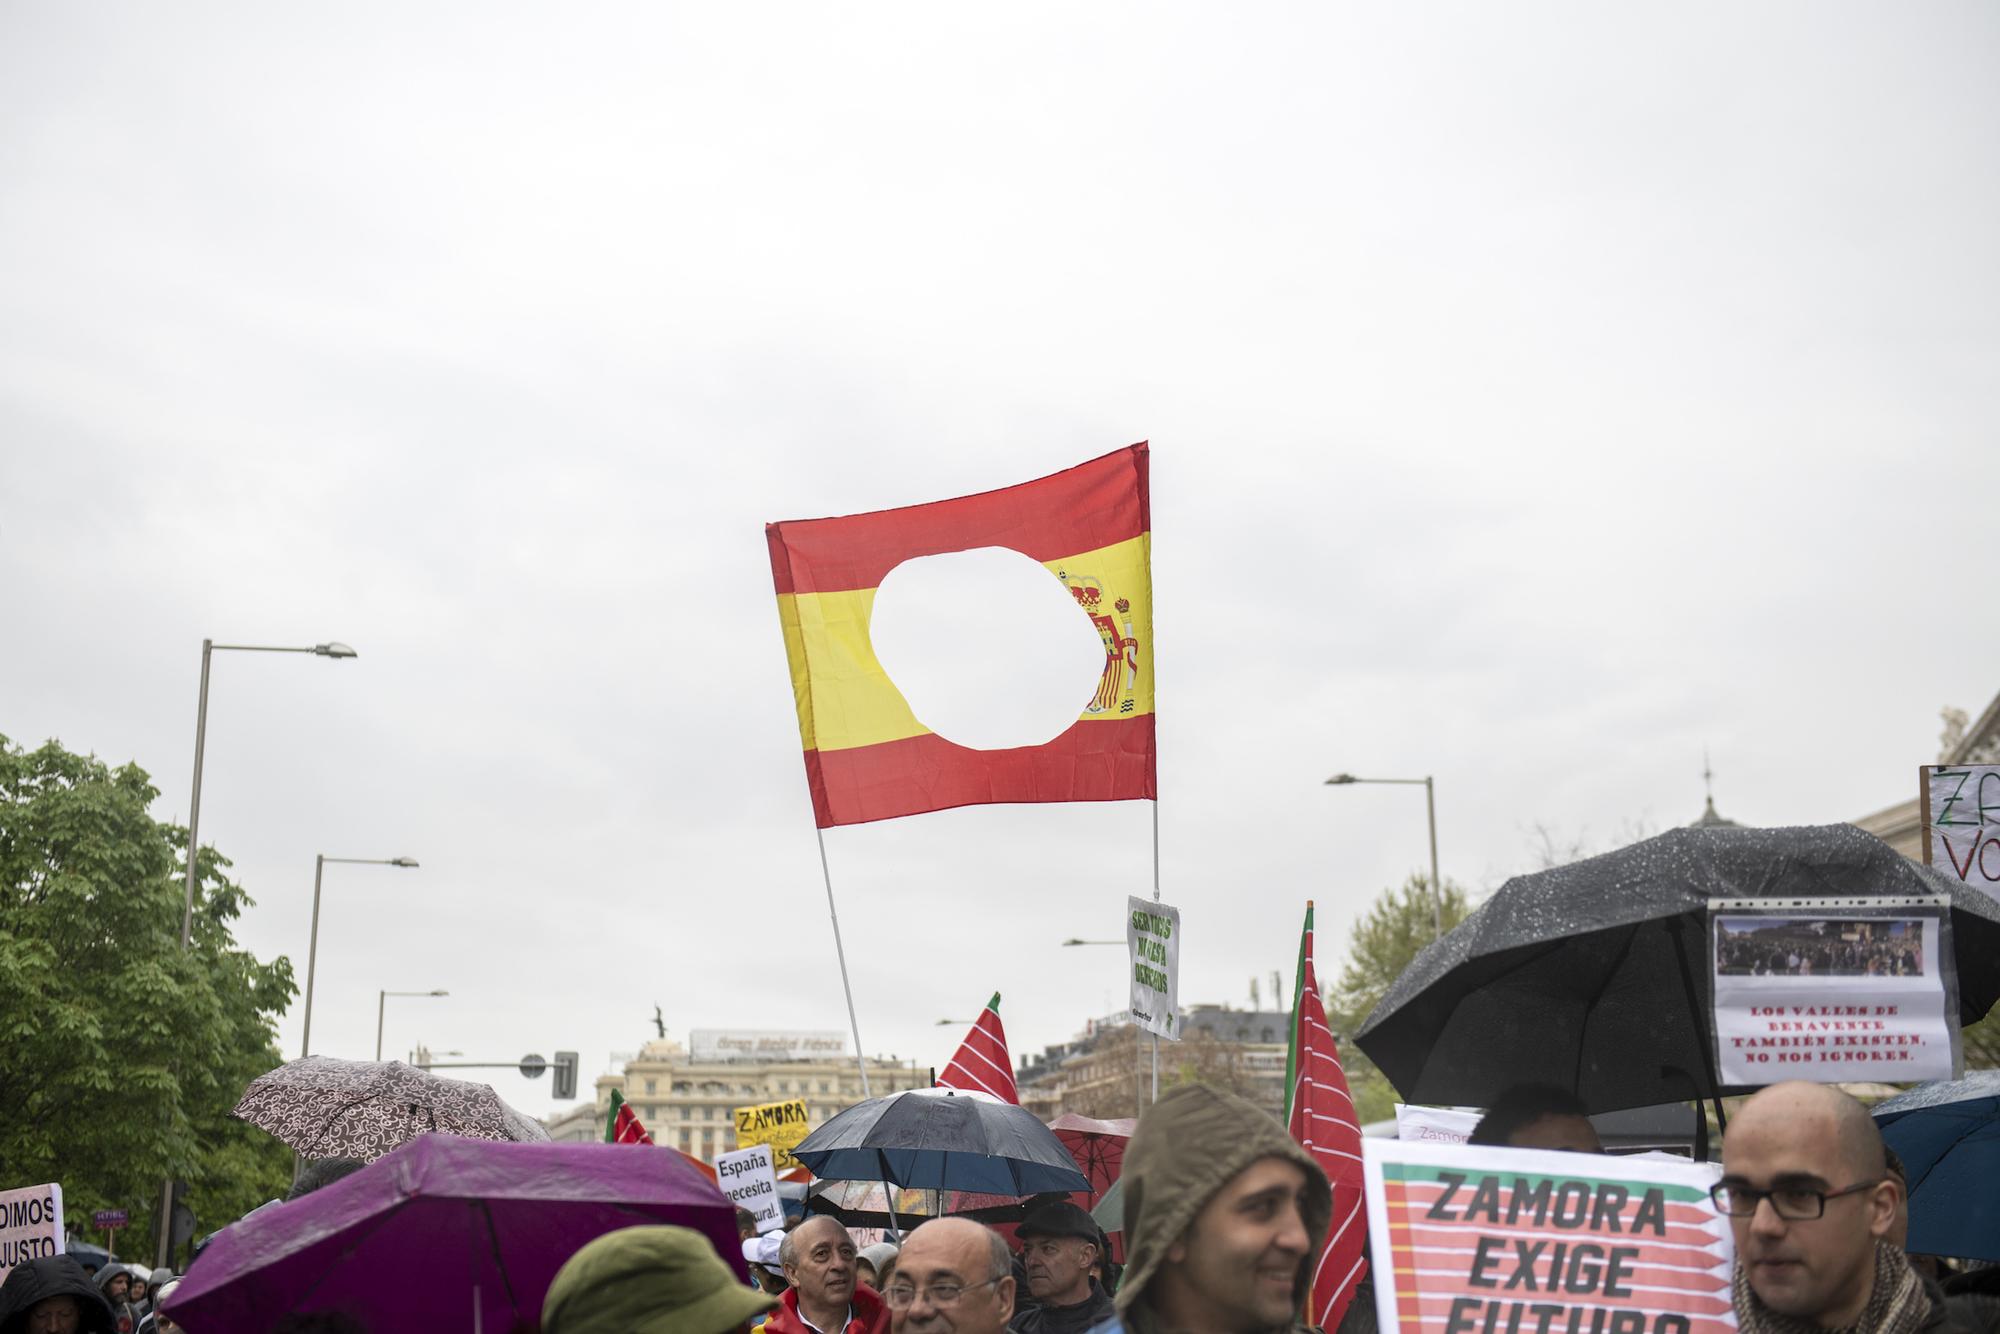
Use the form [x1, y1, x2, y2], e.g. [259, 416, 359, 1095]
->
[792, 1087, 1089, 1195]
[1354, 823, 2000, 1130]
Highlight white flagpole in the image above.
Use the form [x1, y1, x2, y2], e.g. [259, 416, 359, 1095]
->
[1150, 797, 1160, 1104]
[815, 827, 872, 1098]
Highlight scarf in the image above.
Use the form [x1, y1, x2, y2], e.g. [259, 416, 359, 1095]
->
[1735, 1239, 1931, 1334]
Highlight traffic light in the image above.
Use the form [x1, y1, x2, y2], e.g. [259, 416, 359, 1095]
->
[552, 1050, 579, 1100]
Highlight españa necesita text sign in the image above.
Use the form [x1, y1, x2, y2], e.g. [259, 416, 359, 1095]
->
[1363, 1140, 1734, 1334]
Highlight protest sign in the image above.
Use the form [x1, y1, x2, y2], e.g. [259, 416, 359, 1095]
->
[1921, 764, 2000, 889]
[1363, 1139, 1735, 1334]
[1710, 897, 1958, 1085]
[0, 1183, 64, 1282]
[734, 1098, 810, 1172]
[715, 1144, 784, 1231]
[1127, 895, 1180, 1039]
[1397, 1104, 1482, 1144]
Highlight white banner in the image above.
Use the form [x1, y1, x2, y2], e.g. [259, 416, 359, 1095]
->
[1363, 1139, 1735, 1334]
[1127, 896, 1180, 1039]
[0, 1183, 63, 1282]
[690, 1030, 847, 1063]
[1923, 764, 2000, 889]
[1711, 898, 1958, 1085]
[1394, 1103, 1481, 1144]
[714, 1144, 784, 1231]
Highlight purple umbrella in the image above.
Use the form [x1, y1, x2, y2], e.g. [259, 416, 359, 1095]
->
[163, 1134, 738, 1332]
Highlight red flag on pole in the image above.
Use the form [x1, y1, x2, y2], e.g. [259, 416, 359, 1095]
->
[936, 992, 1019, 1104]
[1284, 902, 1368, 1330]
[604, 1088, 655, 1145]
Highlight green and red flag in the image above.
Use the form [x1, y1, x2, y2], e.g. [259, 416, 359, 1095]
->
[604, 1088, 655, 1146]
[1285, 901, 1368, 1330]
[936, 992, 1019, 1103]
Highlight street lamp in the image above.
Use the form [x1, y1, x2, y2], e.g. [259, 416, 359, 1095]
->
[934, 1018, 974, 1027]
[378, 989, 449, 1061]
[1325, 773, 1443, 939]
[162, 637, 356, 1268]
[179, 640, 357, 945]
[1060, 938, 1148, 1112]
[301, 856, 419, 1058]
[1060, 939, 1123, 947]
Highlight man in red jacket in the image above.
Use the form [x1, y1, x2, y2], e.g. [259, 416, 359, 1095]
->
[765, 1216, 888, 1334]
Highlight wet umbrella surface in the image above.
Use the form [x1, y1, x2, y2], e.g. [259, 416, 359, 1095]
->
[1354, 824, 2000, 1115]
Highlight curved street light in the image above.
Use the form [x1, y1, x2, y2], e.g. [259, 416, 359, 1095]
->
[300, 855, 420, 1058]
[378, 989, 449, 1061]
[1326, 773, 1442, 939]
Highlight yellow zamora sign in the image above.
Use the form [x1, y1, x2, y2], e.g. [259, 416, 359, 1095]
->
[734, 1098, 811, 1171]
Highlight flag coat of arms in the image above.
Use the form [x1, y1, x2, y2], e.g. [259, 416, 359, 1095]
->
[766, 443, 1155, 827]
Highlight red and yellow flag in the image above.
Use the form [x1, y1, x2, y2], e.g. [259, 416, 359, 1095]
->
[766, 443, 1155, 828]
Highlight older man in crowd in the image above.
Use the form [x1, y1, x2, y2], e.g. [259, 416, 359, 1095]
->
[884, 1217, 1014, 1334]
[1008, 1201, 1113, 1334]
[1719, 1082, 1968, 1334]
[764, 1215, 887, 1334]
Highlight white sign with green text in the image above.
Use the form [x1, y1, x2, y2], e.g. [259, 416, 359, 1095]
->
[1127, 896, 1180, 1040]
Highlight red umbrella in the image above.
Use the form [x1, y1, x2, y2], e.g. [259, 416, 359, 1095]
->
[1047, 1113, 1134, 1263]
[1047, 1114, 1133, 1198]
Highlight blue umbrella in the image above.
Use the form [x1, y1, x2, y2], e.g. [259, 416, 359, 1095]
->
[793, 1087, 1089, 1195]
[1872, 1070, 2000, 1262]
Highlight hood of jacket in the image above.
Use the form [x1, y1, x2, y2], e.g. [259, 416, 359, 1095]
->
[0, 1255, 117, 1334]
[1115, 1084, 1331, 1331]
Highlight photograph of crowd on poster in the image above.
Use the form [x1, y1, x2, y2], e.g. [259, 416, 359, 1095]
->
[1713, 917, 1926, 979]
[1708, 901, 1957, 1086]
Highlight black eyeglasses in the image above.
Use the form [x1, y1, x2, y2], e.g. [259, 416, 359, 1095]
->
[882, 1274, 1006, 1311]
[1709, 1179, 1880, 1220]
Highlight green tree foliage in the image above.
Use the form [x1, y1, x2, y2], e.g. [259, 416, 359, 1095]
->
[1326, 873, 1473, 1126]
[0, 734, 296, 1261]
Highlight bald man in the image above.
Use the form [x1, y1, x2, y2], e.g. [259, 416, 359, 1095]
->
[765, 1215, 886, 1334]
[884, 1218, 1015, 1334]
[1718, 1082, 1965, 1334]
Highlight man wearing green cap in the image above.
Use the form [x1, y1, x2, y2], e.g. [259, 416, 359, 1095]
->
[1096, 1083, 1332, 1334]
[542, 1225, 779, 1334]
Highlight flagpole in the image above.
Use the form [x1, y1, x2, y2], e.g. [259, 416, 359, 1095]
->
[815, 827, 872, 1098]
[1150, 797, 1160, 1104]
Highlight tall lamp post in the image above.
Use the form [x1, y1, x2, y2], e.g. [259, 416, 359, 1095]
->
[378, 989, 449, 1061]
[1325, 773, 1443, 939]
[1062, 938, 1147, 1112]
[301, 856, 419, 1058]
[160, 637, 357, 1269]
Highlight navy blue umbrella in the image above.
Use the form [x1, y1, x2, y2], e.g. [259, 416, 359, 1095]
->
[793, 1088, 1089, 1195]
[1873, 1070, 2000, 1262]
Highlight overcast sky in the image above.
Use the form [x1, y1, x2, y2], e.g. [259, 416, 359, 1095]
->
[4, 2, 1996, 1122]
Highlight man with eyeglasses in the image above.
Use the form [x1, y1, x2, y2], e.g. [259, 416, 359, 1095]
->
[884, 1217, 1015, 1334]
[1717, 1082, 1968, 1334]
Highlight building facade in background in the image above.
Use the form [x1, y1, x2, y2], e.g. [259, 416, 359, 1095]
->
[1015, 1005, 1291, 1121]
[566, 1030, 929, 1159]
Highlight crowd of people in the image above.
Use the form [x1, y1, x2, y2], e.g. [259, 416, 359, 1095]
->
[3, 1080, 1994, 1334]
[1716, 927, 1926, 978]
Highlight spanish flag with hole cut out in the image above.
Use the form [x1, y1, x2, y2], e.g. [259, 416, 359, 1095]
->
[766, 443, 1156, 828]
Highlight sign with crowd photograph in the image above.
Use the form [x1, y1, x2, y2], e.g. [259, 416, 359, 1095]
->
[1127, 896, 1180, 1039]
[1363, 1139, 1736, 1334]
[734, 1098, 810, 1171]
[0, 1183, 64, 1282]
[715, 1143, 784, 1231]
[1709, 897, 1958, 1086]
[1921, 764, 2000, 889]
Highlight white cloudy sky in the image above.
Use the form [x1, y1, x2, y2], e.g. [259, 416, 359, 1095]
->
[4, 3, 1996, 1121]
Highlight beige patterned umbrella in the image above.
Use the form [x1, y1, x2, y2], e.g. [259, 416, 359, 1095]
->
[232, 1055, 550, 1161]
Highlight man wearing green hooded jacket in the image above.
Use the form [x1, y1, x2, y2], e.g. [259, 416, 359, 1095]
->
[1090, 1084, 1336, 1334]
